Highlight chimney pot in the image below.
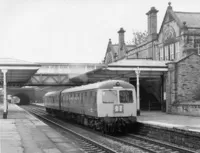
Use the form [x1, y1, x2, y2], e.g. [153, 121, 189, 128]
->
[118, 28, 126, 52]
[167, 2, 172, 10]
[118, 27, 125, 33]
[146, 7, 158, 41]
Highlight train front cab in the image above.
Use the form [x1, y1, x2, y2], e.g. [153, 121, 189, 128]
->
[97, 86, 137, 133]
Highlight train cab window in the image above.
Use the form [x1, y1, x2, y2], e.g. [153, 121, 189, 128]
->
[119, 90, 133, 103]
[102, 90, 117, 103]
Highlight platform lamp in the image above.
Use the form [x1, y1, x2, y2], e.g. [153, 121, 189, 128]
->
[135, 67, 140, 116]
[2, 69, 8, 119]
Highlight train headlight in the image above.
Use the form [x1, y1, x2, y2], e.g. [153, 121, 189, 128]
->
[116, 82, 120, 86]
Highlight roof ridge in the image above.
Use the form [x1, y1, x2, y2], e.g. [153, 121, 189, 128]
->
[0, 57, 35, 64]
[175, 11, 200, 14]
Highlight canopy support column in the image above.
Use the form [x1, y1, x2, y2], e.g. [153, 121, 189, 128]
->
[135, 67, 140, 116]
[2, 69, 8, 119]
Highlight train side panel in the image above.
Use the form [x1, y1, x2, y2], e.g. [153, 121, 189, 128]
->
[44, 92, 61, 111]
[61, 90, 98, 117]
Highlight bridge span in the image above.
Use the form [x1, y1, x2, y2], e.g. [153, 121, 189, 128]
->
[26, 63, 104, 86]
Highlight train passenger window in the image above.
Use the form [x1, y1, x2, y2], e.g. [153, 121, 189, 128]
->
[77, 93, 80, 102]
[65, 95, 68, 102]
[81, 93, 84, 103]
[102, 90, 117, 103]
[119, 90, 133, 103]
[94, 91, 97, 98]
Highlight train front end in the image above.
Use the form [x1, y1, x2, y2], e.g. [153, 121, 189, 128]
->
[97, 81, 137, 133]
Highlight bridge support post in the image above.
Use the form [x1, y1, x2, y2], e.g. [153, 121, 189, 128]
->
[2, 69, 8, 119]
[135, 67, 140, 116]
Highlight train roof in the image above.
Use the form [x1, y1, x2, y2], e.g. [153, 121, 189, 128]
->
[62, 80, 134, 93]
[44, 90, 61, 97]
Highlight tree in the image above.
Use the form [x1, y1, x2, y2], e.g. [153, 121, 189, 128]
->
[131, 31, 148, 46]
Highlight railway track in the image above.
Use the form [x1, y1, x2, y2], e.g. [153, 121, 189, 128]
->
[25, 104, 197, 153]
[22, 105, 117, 153]
[105, 134, 196, 153]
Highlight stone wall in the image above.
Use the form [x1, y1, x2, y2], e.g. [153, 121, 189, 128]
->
[166, 53, 200, 116]
[176, 54, 200, 102]
[171, 102, 200, 116]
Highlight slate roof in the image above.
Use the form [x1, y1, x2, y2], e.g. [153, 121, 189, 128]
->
[112, 44, 119, 53]
[175, 12, 200, 28]
[108, 58, 168, 68]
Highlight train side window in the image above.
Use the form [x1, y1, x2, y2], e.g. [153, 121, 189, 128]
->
[66, 95, 68, 102]
[72, 94, 74, 102]
[81, 93, 84, 103]
[94, 91, 97, 98]
[69, 94, 71, 102]
[64, 95, 66, 102]
[75, 93, 77, 102]
[77, 93, 80, 102]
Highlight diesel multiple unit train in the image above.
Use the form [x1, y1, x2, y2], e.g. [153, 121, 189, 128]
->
[43, 80, 137, 133]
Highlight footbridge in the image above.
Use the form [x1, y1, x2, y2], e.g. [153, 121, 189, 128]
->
[26, 63, 104, 86]
[0, 58, 103, 118]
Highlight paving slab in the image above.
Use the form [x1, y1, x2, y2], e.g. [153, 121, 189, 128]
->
[138, 111, 200, 132]
[0, 103, 83, 153]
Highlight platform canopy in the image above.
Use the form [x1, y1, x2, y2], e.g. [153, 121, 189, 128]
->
[0, 58, 41, 86]
[69, 59, 169, 84]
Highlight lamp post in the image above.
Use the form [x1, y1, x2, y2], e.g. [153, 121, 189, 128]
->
[2, 69, 8, 119]
[135, 67, 140, 116]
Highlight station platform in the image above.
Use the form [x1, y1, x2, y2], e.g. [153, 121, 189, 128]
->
[0, 103, 83, 153]
[138, 111, 200, 132]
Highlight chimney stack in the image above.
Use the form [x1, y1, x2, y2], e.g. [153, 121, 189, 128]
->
[118, 27, 125, 50]
[146, 7, 158, 41]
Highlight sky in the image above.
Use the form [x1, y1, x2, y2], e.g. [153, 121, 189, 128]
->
[0, 0, 200, 64]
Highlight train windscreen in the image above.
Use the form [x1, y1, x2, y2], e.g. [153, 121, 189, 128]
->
[119, 90, 133, 103]
[102, 90, 117, 103]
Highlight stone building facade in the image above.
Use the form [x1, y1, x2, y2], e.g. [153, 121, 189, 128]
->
[103, 3, 200, 116]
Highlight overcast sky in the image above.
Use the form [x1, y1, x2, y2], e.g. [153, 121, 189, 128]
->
[0, 0, 200, 63]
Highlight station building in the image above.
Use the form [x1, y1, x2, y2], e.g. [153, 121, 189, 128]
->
[103, 3, 200, 116]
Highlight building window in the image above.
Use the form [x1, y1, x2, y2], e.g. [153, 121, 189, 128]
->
[175, 42, 180, 60]
[169, 44, 174, 60]
[155, 47, 159, 60]
[160, 47, 164, 60]
[164, 46, 169, 60]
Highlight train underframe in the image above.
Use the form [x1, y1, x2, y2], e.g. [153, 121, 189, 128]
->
[46, 107, 136, 134]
